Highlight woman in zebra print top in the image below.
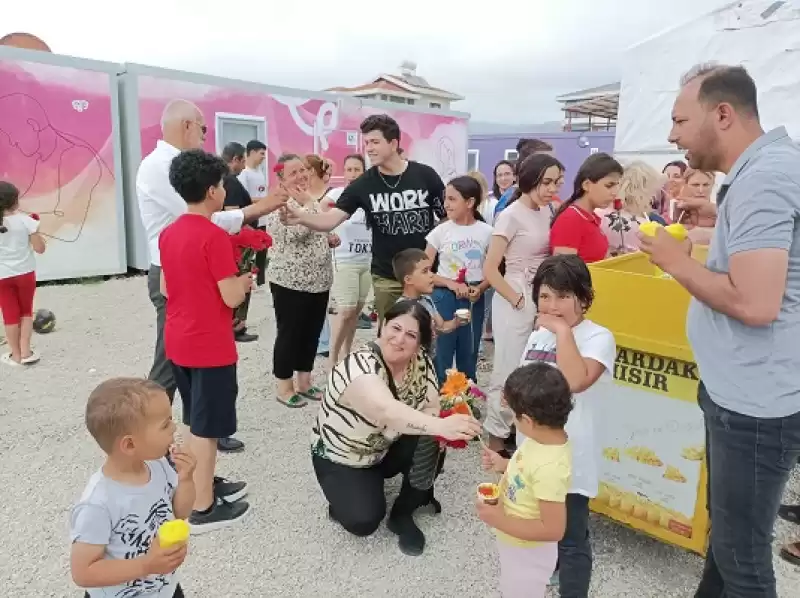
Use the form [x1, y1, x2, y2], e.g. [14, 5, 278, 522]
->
[311, 300, 481, 555]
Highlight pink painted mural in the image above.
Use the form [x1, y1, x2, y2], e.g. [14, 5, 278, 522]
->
[135, 75, 468, 188]
[0, 56, 126, 281]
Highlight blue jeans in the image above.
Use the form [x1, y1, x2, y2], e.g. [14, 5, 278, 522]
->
[695, 383, 800, 598]
[431, 287, 485, 385]
[558, 493, 592, 598]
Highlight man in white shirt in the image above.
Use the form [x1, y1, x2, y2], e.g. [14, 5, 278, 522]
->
[136, 99, 285, 453]
[238, 140, 269, 287]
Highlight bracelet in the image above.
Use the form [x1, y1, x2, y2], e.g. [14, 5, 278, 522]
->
[514, 294, 524, 309]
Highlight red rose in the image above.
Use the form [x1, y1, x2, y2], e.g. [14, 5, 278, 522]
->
[613, 198, 623, 211]
[29, 213, 40, 221]
[435, 408, 470, 449]
[231, 227, 272, 251]
[455, 267, 467, 284]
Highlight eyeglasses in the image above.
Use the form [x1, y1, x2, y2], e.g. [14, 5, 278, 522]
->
[187, 120, 207, 135]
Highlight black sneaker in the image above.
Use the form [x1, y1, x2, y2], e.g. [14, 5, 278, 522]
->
[217, 437, 245, 453]
[235, 330, 259, 343]
[189, 498, 250, 534]
[213, 476, 247, 502]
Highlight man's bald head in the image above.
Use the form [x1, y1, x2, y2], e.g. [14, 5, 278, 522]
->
[160, 100, 206, 150]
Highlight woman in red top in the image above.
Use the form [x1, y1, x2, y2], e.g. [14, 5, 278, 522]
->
[549, 153, 623, 263]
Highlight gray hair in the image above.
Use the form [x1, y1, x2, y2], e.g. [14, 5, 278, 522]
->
[679, 62, 759, 119]
[160, 99, 201, 133]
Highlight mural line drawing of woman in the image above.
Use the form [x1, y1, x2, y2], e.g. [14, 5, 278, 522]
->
[0, 91, 112, 243]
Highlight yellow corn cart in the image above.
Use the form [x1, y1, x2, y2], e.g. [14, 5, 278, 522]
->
[587, 248, 709, 555]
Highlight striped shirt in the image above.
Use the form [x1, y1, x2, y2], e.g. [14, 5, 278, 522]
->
[311, 346, 437, 467]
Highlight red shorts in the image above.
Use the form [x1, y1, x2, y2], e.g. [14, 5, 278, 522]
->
[0, 271, 36, 325]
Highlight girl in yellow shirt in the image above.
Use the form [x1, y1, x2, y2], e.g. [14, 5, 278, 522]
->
[476, 362, 573, 598]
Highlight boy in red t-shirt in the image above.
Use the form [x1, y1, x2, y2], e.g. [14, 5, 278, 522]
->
[159, 149, 253, 532]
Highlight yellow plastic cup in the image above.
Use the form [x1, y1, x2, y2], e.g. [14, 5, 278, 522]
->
[477, 482, 500, 505]
[639, 222, 666, 277]
[640, 222, 688, 277]
[158, 519, 190, 548]
[665, 223, 688, 241]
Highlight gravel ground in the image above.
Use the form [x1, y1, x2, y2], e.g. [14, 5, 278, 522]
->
[2, 275, 799, 597]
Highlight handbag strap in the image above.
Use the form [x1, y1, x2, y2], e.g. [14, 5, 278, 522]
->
[368, 341, 400, 400]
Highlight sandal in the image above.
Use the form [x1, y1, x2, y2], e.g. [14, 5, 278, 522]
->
[1, 353, 22, 367]
[299, 386, 324, 401]
[21, 351, 40, 365]
[779, 542, 800, 566]
[276, 394, 308, 408]
[778, 504, 800, 525]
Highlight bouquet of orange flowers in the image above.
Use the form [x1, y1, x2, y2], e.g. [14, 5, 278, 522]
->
[437, 369, 486, 449]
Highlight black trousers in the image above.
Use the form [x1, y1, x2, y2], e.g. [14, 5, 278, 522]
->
[233, 291, 251, 327]
[255, 225, 268, 287]
[147, 266, 176, 403]
[270, 283, 329, 379]
[312, 435, 444, 537]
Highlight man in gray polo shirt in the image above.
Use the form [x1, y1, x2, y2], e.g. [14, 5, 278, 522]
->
[640, 63, 800, 597]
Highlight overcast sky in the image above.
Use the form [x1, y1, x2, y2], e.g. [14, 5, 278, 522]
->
[4, 0, 732, 123]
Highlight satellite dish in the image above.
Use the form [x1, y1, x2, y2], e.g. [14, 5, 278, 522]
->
[577, 135, 590, 148]
[0, 32, 52, 52]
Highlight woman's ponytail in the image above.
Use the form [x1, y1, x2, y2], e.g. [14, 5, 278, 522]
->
[549, 191, 580, 228]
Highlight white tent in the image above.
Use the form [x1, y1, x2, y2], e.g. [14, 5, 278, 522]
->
[615, 0, 800, 171]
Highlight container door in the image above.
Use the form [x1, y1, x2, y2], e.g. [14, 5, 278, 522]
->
[215, 113, 268, 177]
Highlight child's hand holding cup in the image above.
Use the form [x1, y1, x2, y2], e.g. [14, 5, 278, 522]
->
[455, 308, 471, 326]
[146, 521, 189, 575]
[476, 482, 500, 505]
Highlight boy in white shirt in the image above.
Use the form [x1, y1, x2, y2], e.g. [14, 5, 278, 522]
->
[485, 254, 615, 596]
[237, 140, 269, 287]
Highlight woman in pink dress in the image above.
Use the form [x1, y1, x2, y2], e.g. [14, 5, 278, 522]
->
[482, 154, 565, 453]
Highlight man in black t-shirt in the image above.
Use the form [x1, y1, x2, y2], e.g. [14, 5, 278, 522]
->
[221, 142, 258, 343]
[283, 115, 445, 324]
[222, 142, 253, 210]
